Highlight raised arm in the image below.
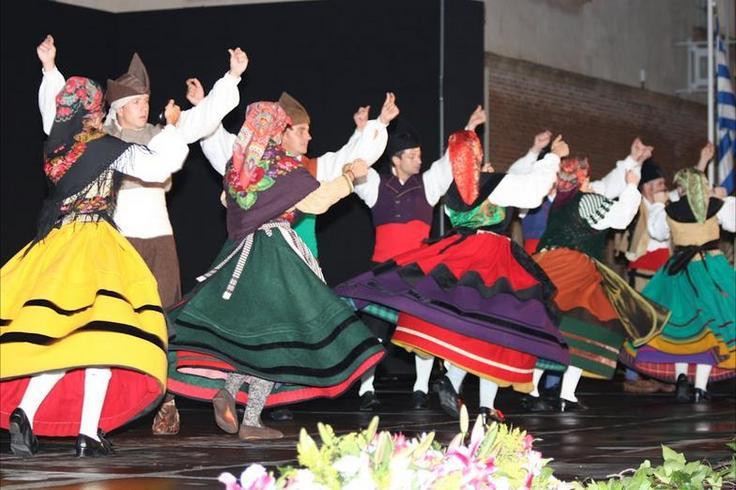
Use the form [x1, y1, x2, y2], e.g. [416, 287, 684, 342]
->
[200, 124, 237, 175]
[175, 48, 247, 144]
[488, 134, 567, 208]
[588, 171, 642, 230]
[112, 125, 189, 182]
[37, 35, 65, 135]
[423, 105, 487, 206]
[507, 130, 552, 175]
[315, 92, 397, 181]
[589, 137, 651, 199]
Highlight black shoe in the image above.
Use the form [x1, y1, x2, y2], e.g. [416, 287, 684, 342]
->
[432, 376, 460, 418]
[8, 408, 38, 457]
[675, 373, 691, 403]
[693, 388, 711, 404]
[520, 394, 555, 412]
[412, 390, 429, 410]
[480, 406, 505, 424]
[359, 391, 381, 411]
[557, 397, 588, 412]
[268, 407, 294, 421]
[75, 431, 114, 457]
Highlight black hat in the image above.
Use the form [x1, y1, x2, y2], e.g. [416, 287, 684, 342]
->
[640, 159, 664, 185]
[387, 118, 421, 157]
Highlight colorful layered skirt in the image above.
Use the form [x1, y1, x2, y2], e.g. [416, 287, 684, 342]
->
[533, 248, 669, 379]
[0, 221, 168, 436]
[167, 225, 384, 407]
[621, 252, 735, 382]
[335, 231, 569, 392]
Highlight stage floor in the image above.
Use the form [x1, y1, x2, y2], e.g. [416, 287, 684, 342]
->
[1, 377, 734, 489]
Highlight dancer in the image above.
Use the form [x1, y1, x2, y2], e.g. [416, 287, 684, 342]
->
[195, 89, 395, 420]
[37, 35, 246, 434]
[527, 154, 670, 412]
[337, 130, 571, 422]
[344, 106, 487, 411]
[623, 158, 735, 402]
[1, 76, 188, 456]
[166, 101, 384, 440]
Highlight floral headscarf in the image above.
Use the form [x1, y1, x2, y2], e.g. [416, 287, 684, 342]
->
[225, 101, 294, 209]
[556, 156, 590, 193]
[552, 156, 590, 210]
[44, 76, 106, 183]
[673, 167, 710, 223]
[35, 76, 132, 244]
[448, 130, 482, 205]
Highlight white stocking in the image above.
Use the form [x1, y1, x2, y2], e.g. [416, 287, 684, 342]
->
[358, 370, 375, 396]
[445, 362, 467, 393]
[413, 355, 434, 393]
[560, 366, 583, 402]
[479, 379, 499, 409]
[674, 362, 688, 379]
[79, 368, 112, 440]
[694, 364, 712, 391]
[18, 371, 65, 428]
[530, 368, 545, 397]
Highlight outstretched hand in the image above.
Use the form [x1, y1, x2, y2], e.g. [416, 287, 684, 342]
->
[532, 130, 552, 153]
[185, 78, 205, 106]
[625, 169, 641, 186]
[630, 137, 653, 164]
[228, 47, 249, 78]
[346, 159, 368, 179]
[378, 92, 399, 125]
[164, 99, 182, 126]
[550, 135, 569, 158]
[697, 141, 715, 172]
[465, 105, 486, 131]
[37, 34, 56, 71]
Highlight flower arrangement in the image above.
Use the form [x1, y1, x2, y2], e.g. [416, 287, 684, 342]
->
[219, 406, 570, 490]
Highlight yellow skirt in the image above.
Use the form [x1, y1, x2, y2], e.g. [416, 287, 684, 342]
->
[0, 221, 168, 436]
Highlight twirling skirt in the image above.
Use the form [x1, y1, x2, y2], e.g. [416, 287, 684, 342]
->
[533, 248, 669, 379]
[621, 252, 735, 382]
[0, 221, 168, 436]
[167, 226, 384, 407]
[335, 232, 568, 392]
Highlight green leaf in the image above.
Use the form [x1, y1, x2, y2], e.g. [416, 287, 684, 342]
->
[661, 445, 687, 466]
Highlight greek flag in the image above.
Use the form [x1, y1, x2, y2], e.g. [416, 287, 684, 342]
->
[716, 21, 735, 193]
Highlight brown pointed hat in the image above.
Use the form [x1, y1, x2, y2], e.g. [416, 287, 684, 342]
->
[278, 92, 310, 126]
[106, 53, 150, 104]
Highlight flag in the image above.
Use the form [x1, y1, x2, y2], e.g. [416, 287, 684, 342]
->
[716, 20, 735, 193]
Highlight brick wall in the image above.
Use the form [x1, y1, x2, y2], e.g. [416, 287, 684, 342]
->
[486, 52, 707, 182]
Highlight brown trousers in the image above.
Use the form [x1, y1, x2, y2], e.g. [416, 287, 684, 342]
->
[126, 235, 182, 309]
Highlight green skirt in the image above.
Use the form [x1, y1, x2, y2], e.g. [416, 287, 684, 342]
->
[167, 228, 384, 406]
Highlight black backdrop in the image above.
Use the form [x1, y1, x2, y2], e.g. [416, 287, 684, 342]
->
[1, 0, 484, 290]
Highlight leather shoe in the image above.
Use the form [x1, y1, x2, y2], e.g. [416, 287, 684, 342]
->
[480, 406, 505, 424]
[238, 424, 284, 440]
[675, 373, 691, 403]
[557, 397, 588, 412]
[693, 388, 711, 404]
[520, 394, 555, 412]
[359, 391, 381, 411]
[9, 408, 38, 457]
[432, 376, 460, 418]
[412, 390, 429, 409]
[152, 398, 180, 435]
[76, 431, 114, 457]
[268, 407, 294, 421]
[213, 389, 239, 434]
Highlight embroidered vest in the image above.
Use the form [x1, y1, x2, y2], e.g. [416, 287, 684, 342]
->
[538, 193, 608, 260]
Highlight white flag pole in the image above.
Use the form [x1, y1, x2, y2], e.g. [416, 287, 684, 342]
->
[707, 0, 716, 184]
